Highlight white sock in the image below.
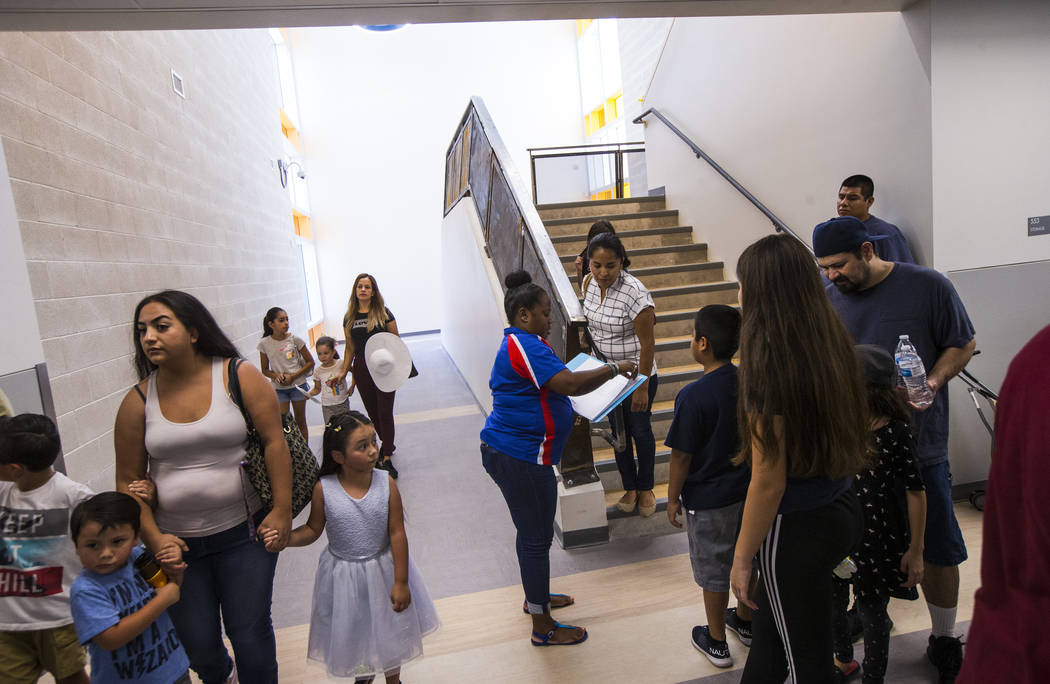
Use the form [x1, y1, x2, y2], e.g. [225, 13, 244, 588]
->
[928, 603, 957, 638]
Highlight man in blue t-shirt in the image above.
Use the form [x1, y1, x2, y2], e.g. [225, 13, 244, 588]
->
[814, 216, 975, 682]
[836, 174, 915, 264]
[665, 305, 752, 669]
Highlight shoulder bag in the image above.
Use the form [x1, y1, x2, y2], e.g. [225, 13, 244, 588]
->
[227, 358, 318, 518]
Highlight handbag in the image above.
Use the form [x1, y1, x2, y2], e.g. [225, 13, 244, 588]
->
[227, 358, 318, 518]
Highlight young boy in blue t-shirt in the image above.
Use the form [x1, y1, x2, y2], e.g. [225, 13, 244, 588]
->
[69, 492, 190, 684]
[665, 304, 754, 668]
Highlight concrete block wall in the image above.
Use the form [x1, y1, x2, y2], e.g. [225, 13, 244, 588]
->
[0, 29, 308, 492]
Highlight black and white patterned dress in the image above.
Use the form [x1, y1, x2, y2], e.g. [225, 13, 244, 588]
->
[852, 418, 926, 601]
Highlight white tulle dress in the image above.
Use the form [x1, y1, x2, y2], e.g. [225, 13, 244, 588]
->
[308, 471, 441, 679]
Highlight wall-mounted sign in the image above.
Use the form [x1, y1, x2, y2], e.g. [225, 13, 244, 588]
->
[1029, 215, 1049, 236]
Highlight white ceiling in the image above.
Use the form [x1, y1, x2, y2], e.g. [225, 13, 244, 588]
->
[0, 0, 912, 31]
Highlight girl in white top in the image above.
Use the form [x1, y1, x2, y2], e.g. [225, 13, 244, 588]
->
[265, 411, 439, 682]
[257, 307, 315, 440]
[309, 336, 352, 424]
[114, 289, 292, 684]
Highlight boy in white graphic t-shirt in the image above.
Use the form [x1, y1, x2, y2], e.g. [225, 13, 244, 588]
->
[0, 413, 93, 684]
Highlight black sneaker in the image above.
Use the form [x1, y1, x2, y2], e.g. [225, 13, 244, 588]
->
[725, 607, 752, 647]
[691, 625, 732, 668]
[927, 634, 964, 683]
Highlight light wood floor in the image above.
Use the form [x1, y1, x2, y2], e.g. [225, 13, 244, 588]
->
[265, 503, 983, 683]
[44, 503, 981, 683]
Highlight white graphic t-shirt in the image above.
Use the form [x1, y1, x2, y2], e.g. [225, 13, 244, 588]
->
[0, 472, 94, 630]
[313, 363, 349, 406]
[257, 334, 307, 389]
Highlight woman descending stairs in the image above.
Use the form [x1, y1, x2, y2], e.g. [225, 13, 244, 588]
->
[536, 195, 739, 539]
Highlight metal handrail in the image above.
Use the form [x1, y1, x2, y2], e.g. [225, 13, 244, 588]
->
[633, 107, 809, 248]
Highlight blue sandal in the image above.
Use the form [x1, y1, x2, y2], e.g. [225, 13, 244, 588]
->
[531, 621, 588, 647]
[522, 593, 574, 614]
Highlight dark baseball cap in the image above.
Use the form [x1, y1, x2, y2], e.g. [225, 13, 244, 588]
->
[855, 344, 895, 389]
[812, 216, 886, 258]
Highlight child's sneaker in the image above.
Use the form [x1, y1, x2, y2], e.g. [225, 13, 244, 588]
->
[725, 607, 753, 646]
[691, 625, 732, 668]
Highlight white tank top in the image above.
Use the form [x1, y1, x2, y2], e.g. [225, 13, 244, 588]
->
[145, 357, 261, 537]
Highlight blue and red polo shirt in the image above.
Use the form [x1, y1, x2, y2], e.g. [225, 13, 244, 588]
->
[481, 327, 573, 466]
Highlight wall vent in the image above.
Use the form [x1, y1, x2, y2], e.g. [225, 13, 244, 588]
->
[171, 70, 185, 98]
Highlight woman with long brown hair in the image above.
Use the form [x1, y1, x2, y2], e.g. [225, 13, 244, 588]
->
[335, 273, 402, 477]
[728, 234, 869, 683]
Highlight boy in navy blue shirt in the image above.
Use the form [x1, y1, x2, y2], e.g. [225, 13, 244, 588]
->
[69, 492, 190, 684]
[665, 304, 753, 668]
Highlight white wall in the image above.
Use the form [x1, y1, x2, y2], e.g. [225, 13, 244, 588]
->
[1, 30, 306, 491]
[930, 0, 1050, 272]
[0, 142, 44, 376]
[288, 21, 584, 336]
[440, 199, 506, 414]
[640, 12, 932, 279]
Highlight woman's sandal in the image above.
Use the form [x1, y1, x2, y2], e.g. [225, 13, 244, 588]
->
[531, 621, 588, 647]
[522, 593, 574, 614]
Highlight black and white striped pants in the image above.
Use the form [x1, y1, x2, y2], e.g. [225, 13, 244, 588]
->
[741, 489, 862, 684]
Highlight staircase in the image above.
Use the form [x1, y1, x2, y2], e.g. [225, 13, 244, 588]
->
[536, 195, 739, 539]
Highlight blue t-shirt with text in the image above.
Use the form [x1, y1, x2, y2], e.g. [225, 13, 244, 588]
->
[664, 364, 749, 510]
[481, 327, 573, 466]
[826, 262, 975, 465]
[71, 546, 189, 684]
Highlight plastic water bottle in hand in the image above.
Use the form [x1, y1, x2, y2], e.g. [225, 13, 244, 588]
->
[895, 335, 934, 409]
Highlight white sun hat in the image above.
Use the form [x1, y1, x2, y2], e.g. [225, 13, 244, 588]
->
[364, 332, 414, 392]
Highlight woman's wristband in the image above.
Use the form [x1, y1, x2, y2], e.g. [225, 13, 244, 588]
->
[606, 361, 618, 378]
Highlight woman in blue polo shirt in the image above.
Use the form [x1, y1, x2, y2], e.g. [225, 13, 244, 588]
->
[481, 271, 636, 648]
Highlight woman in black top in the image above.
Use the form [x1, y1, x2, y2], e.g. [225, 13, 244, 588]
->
[336, 273, 402, 477]
[729, 235, 869, 684]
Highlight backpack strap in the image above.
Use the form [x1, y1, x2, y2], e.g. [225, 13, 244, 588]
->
[582, 272, 593, 294]
[133, 384, 146, 403]
[226, 358, 255, 432]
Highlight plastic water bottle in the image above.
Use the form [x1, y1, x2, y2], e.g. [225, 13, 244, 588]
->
[895, 335, 934, 409]
[833, 556, 857, 580]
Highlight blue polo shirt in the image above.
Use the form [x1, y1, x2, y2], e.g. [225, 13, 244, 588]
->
[481, 327, 573, 466]
[664, 364, 749, 510]
[826, 262, 974, 466]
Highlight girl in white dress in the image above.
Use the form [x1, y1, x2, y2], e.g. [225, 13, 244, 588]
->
[266, 411, 439, 682]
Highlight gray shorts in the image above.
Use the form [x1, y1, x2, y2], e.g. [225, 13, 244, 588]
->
[686, 499, 745, 593]
[321, 401, 350, 425]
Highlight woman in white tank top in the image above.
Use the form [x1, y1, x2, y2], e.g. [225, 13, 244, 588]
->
[114, 290, 292, 684]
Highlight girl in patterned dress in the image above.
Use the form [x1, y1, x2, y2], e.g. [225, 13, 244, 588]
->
[832, 345, 928, 684]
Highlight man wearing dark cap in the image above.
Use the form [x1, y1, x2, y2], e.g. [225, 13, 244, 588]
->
[836, 174, 915, 264]
[814, 216, 976, 684]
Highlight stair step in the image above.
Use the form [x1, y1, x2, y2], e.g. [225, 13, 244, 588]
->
[576, 281, 739, 312]
[569, 262, 725, 291]
[552, 225, 693, 255]
[536, 195, 666, 220]
[562, 242, 709, 270]
[544, 209, 680, 236]
[655, 305, 739, 338]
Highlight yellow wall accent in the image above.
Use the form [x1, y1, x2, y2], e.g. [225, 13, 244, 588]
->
[576, 19, 593, 36]
[280, 108, 303, 152]
[308, 322, 325, 348]
[292, 209, 313, 239]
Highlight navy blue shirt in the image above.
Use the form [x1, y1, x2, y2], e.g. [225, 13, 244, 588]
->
[481, 327, 573, 466]
[664, 364, 749, 510]
[864, 215, 914, 264]
[826, 263, 975, 465]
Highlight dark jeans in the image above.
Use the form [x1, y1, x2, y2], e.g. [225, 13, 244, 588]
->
[353, 354, 396, 457]
[614, 374, 659, 491]
[166, 513, 279, 684]
[742, 490, 862, 684]
[481, 443, 557, 615]
[832, 578, 892, 684]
